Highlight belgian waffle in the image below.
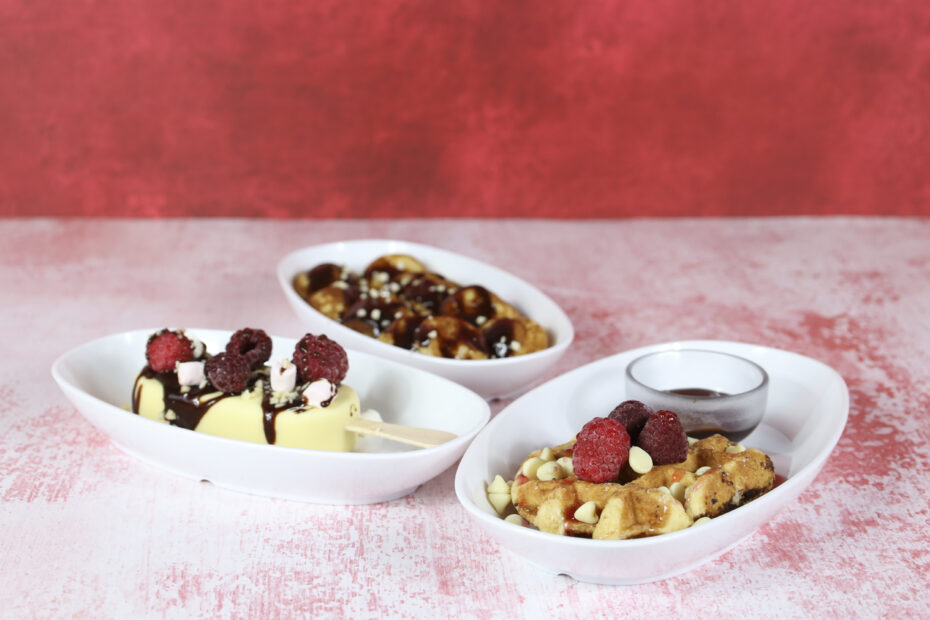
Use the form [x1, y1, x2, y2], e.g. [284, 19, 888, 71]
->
[509, 434, 775, 539]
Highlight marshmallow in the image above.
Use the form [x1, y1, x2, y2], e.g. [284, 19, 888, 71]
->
[177, 361, 205, 386]
[271, 358, 297, 393]
[302, 378, 336, 408]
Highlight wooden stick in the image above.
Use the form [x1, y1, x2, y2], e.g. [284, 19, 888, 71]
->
[345, 418, 458, 449]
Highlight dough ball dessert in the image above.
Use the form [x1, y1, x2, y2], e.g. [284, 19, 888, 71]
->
[293, 253, 551, 360]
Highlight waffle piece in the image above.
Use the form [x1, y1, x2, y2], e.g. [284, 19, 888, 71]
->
[482, 316, 549, 358]
[509, 434, 775, 539]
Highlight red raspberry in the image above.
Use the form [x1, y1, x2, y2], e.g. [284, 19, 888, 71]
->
[292, 333, 348, 385]
[638, 410, 689, 465]
[226, 328, 272, 369]
[205, 353, 251, 393]
[572, 417, 631, 483]
[146, 329, 195, 372]
[608, 400, 654, 442]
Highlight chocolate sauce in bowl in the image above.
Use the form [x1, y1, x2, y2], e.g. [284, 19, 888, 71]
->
[686, 426, 756, 442]
[667, 387, 730, 398]
[662, 387, 756, 441]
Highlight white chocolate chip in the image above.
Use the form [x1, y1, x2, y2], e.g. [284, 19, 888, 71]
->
[573, 501, 599, 524]
[487, 493, 512, 515]
[695, 466, 712, 476]
[687, 436, 699, 445]
[536, 460, 566, 481]
[486, 475, 510, 495]
[725, 444, 746, 454]
[556, 456, 574, 476]
[165, 409, 177, 421]
[504, 514, 524, 525]
[476, 315, 487, 325]
[370, 308, 381, 321]
[509, 340, 521, 352]
[669, 481, 686, 502]
[521, 457, 545, 479]
[539, 447, 554, 461]
[190, 338, 205, 360]
[692, 517, 711, 527]
[628, 446, 653, 474]
[656, 486, 671, 495]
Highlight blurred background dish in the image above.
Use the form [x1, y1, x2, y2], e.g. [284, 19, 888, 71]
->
[277, 239, 574, 399]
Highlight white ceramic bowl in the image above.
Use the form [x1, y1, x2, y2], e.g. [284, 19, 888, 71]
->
[52, 328, 490, 504]
[276, 239, 574, 400]
[455, 340, 848, 584]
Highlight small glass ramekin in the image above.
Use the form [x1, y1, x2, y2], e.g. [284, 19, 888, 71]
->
[624, 349, 769, 441]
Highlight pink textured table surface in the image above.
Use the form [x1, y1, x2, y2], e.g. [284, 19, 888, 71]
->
[1, 217, 929, 617]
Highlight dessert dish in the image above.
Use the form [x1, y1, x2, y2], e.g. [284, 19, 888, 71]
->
[54, 327, 492, 503]
[133, 327, 361, 451]
[455, 339, 848, 583]
[485, 400, 775, 539]
[292, 254, 550, 360]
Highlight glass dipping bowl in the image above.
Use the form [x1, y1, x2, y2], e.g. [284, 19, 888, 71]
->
[624, 349, 769, 441]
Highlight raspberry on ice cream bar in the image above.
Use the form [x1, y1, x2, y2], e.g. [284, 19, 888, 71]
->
[204, 353, 251, 393]
[146, 329, 195, 372]
[292, 333, 349, 385]
[226, 328, 273, 370]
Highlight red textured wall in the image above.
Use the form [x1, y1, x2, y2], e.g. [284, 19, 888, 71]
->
[1, 1, 928, 218]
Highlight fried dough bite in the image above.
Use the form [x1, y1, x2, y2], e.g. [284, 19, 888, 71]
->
[412, 316, 488, 360]
[482, 317, 549, 358]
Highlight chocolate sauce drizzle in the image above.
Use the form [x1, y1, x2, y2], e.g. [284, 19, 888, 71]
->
[133, 366, 303, 444]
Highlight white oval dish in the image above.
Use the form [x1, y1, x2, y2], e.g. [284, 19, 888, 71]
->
[454, 340, 848, 585]
[276, 239, 574, 400]
[52, 328, 490, 504]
